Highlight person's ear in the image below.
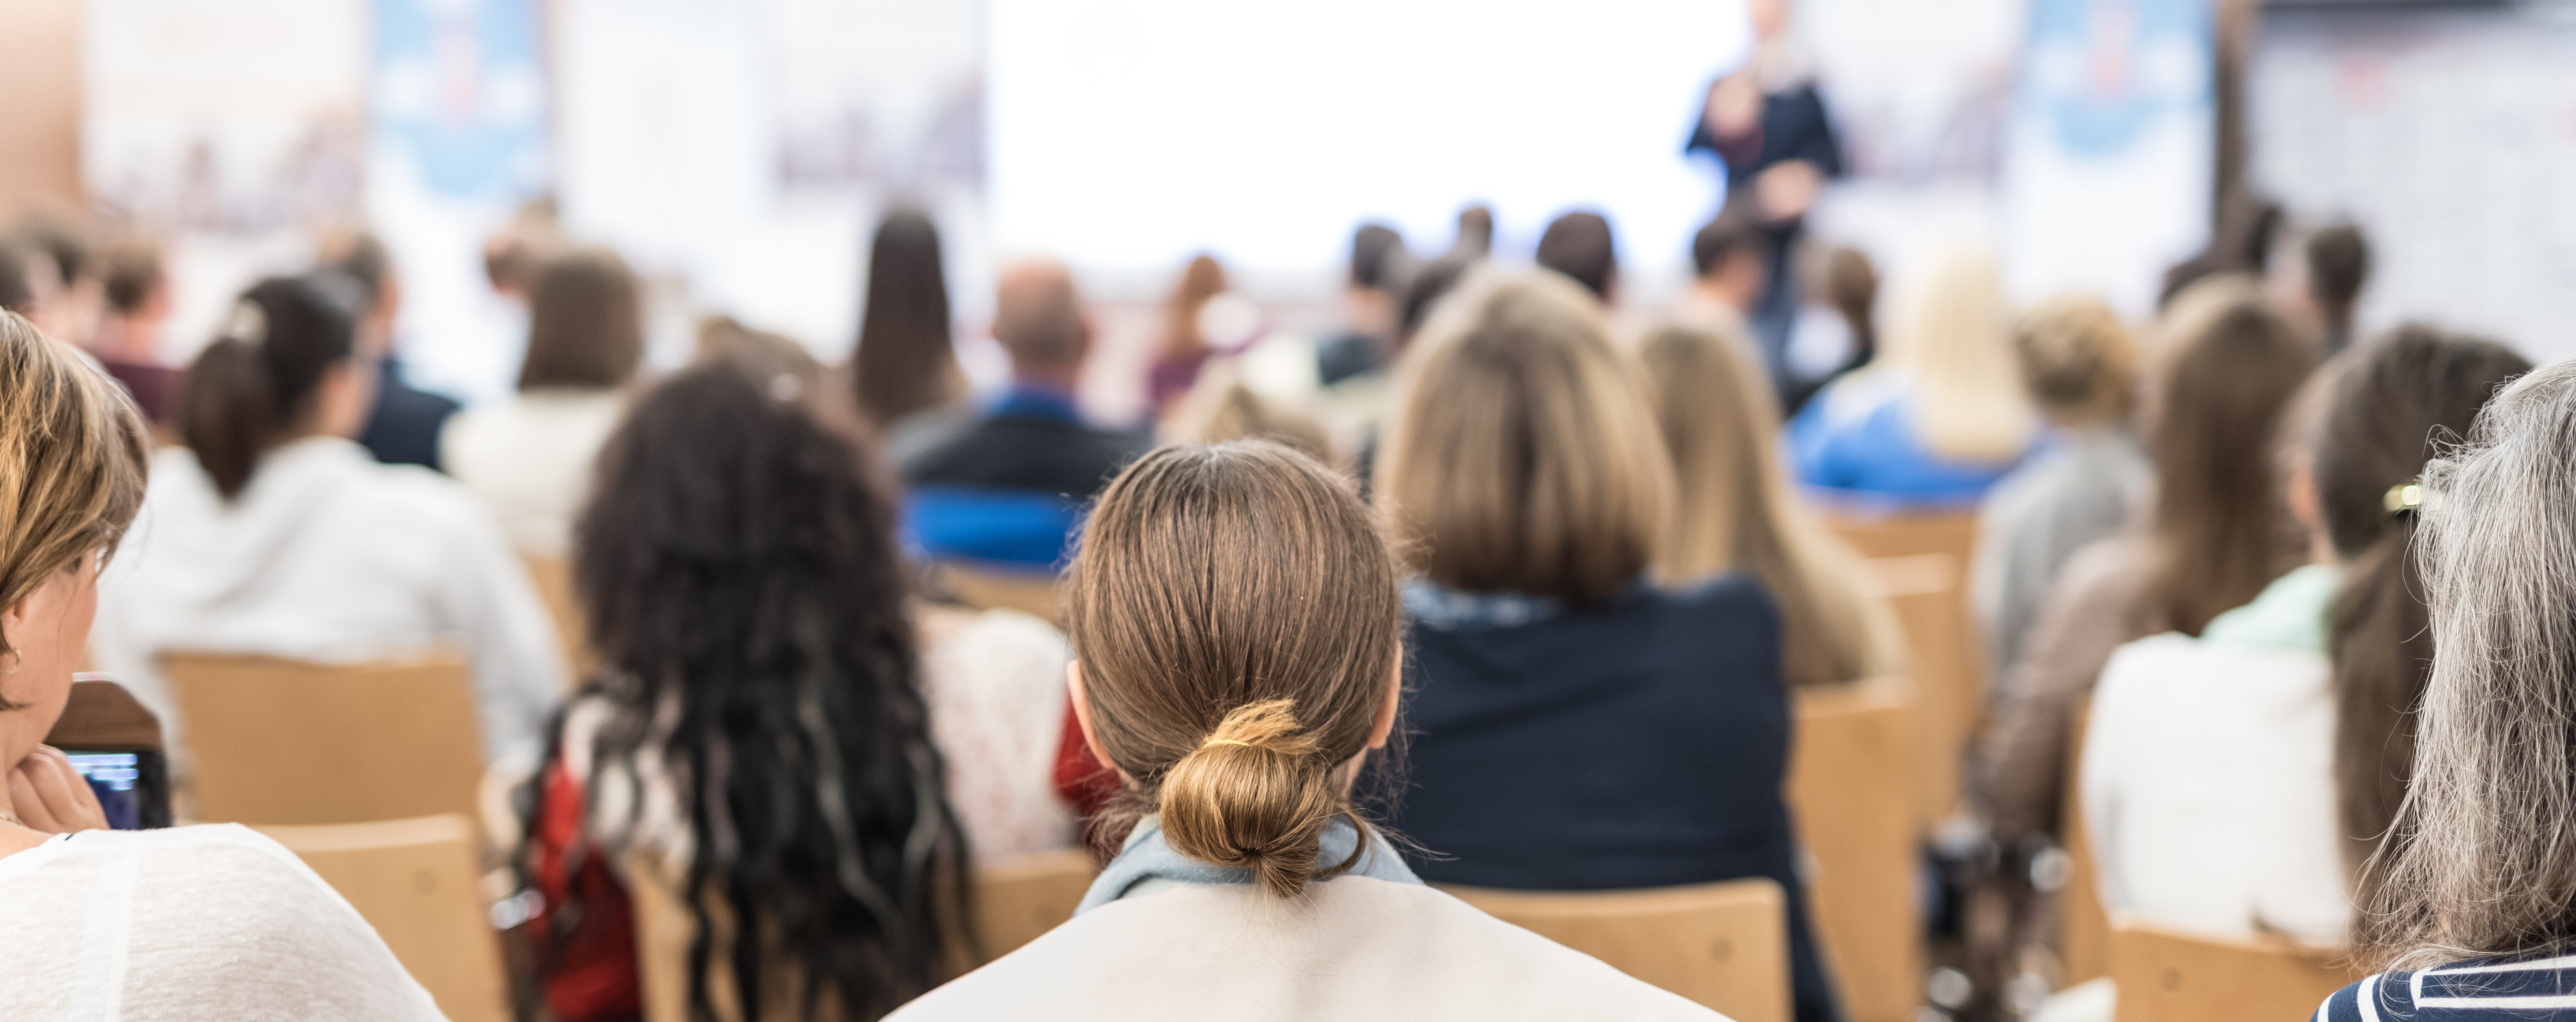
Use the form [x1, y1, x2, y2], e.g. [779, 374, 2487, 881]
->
[1066, 660, 1128, 783]
[1367, 651, 1403, 751]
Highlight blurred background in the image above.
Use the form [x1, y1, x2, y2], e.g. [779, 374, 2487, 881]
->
[0, 0, 2570, 418]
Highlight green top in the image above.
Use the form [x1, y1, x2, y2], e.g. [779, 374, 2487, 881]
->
[2197, 563, 2342, 655]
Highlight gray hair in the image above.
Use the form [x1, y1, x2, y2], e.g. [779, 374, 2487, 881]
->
[2365, 358, 2576, 968]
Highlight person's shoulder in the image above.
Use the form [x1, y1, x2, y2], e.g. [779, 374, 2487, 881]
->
[2050, 535, 2153, 607]
[2318, 969, 2416, 1022]
[1659, 573, 1783, 636]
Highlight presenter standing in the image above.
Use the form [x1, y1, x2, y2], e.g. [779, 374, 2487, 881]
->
[1687, 0, 1843, 395]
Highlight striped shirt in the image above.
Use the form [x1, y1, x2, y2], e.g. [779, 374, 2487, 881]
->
[2321, 953, 2576, 1020]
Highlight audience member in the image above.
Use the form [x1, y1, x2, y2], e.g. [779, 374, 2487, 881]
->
[88, 240, 185, 427]
[1160, 364, 1331, 462]
[2319, 357, 2576, 1021]
[1534, 210, 1618, 303]
[1786, 246, 2036, 506]
[1778, 245, 1883, 416]
[1976, 279, 2316, 844]
[90, 276, 561, 764]
[1640, 318, 1901, 688]
[9, 216, 93, 343]
[0, 241, 44, 321]
[1971, 297, 2148, 688]
[854, 204, 968, 443]
[1375, 271, 1841, 1022]
[1677, 213, 1771, 329]
[1145, 254, 1232, 414]
[318, 231, 463, 472]
[899, 256, 1148, 567]
[526, 358, 1025, 1021]
[0, 309, 445, 1019]
[1314, 223, 1409, 387]
[441, 248, 643, 558]
[892, 441, 1718, 1022]
[1450, 203, 1495, 258]
[2306, 223, 2371, 356]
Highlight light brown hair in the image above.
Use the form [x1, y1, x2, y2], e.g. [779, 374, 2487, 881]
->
[2011, 296, 2139, 427]
[1158, 254, 1229, 360]
[1376, 270, 1672, 604]
[519, 248, 643, 391]
[0, 311, 150, 709]
[1065, 442, 1402, 898]
[1640, 320, 1903, 687]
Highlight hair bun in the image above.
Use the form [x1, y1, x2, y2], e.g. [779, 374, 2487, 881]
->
[1156, 699, 1351, 898]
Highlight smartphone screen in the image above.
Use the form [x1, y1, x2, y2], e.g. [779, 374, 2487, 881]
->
[62, 751, 152, 831]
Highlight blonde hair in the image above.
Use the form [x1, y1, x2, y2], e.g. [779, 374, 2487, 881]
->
[1066, 442, 1402, 898]
[1376, 270, 1673, 604]
[2012, 296, 2139, 427]
[0, 311, 150, 707]
[2362, 360, 2576, 968]
[1879, 247, 2034, 463]
[1159, 363, 1331, 462]
[1641, 320, 1903, 687]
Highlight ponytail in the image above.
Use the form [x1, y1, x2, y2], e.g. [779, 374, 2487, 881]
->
[176, 278, 357, 500]
[1159, 700, 1367, 899]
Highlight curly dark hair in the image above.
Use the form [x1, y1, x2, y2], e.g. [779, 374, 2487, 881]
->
[533, 355, 971, 1020]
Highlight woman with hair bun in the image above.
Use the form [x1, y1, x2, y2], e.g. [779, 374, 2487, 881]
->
[892, 441, 1717, 1021]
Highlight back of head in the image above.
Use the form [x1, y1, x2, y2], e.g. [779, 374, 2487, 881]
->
[854, 205, 959, 427]
[1819, 247, 1878, 351]
[2366, 358, 2576, 968]
[2315, 327, 2530, 918]
[570, 356, 964, 1017]
[0, 311, 149, 709]
[991, 257, 1085, 373]
[694, 316, 822, 382]
[1349, 223, 1408, 292]
[2306, 223, 2370, 311]
[1396, 254, 1473, 350]
[520, 248, 642, 391]
[1535, 211, 1618, 301]
[1640, 320, 1895, 686]
[101, 240, 165, 318]
[0, 243, 36, 316]
[1453, 205, 1495, 258]
[1161, 254, 1230, 357]
[2142, 289, 2317, 635]
[2011, 296, 2139, 428]
[1066, 442, 1402, 899]
[1378, 270, 1672, 605]
[1162, 370, 1331, 463]
[1885, 246, 2034, 463]
[180, 277, 357, 500]
[315, 230, 392, 317]
[1691, 214, 1772, 280]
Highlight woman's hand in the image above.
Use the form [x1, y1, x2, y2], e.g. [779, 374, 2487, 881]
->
[6, 745, 108, 834]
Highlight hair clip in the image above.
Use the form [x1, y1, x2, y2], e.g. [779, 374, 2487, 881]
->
[2385, 480, 2433, 517]
[220, 300, 268, 348]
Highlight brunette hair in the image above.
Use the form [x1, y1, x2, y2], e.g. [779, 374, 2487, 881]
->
[550, 356, 969, 1018]
[853, 206, 962, 428]
[1535, 211, 1618, 301]
[519, 249, 643, 391]
[1349, 224, 1408, 291]
[179, 276, 358, 500]
[2363, 359, 2576, 968]
[2012, 296, 2139, 428]
[1818, 246, 1878, 365]
[1376, 270, 1672, 605]
[1641, 319, 1901, 686]
[101, 240, 165, 316]
[2317, 327, 2530, 926]
[1065, 442, 1403, 898]
[2137, 285, 2317, 636]
[0, 311, 150, 710]
[1158, 254, 1229, 360]
[1692, 214, 1771, 279]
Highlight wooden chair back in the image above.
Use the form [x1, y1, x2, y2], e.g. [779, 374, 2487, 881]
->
[2061, 697, 2114, 985]
[521, 554, 594, 685]
[1789, 676, 1922, 1022]
[2109, 920, 2356, 1022]
[45, 677, 165, 751]
[1865, 553, 1985, 823]
[1441, 878, 1793, 1022]
[928, 561, 1064, 623]
[1829, 509, 1980, 563]
[165, 652, 484, 825]
[255, 814, 509, 1022]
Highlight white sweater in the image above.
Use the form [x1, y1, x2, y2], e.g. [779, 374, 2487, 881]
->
[0, 824, 444, 1020]
[92, 437, 565, 765]
[440, 388, 627, 559]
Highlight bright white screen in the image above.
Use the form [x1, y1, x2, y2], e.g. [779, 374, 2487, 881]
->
[989, 0, 1750, 288]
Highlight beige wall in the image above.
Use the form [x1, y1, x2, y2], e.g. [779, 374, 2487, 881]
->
[0, 0, 84, 215]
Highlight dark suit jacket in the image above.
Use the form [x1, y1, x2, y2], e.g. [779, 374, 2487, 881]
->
[359, 357, 461, 472]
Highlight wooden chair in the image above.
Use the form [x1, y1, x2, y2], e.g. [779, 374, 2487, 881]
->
[45, 677, 165, 751]
[973, 848, 1098, 961]
[2109, 920, 2355, 1022]
[164, 652, 484, 826]
[1828, 508, 1980, 564]
[256, 814, 509, 1022]
[1866, 553, 1985, 823]
[1442, 878, 1792, 1022]
[1788, 677, 1922, 1022]
[928, 561, 1064, 623]
[2061, 697, 2113, 985]
[522, 554, 594, 686]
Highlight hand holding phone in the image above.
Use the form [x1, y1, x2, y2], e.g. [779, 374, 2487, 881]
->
[6, 745, 110, 834]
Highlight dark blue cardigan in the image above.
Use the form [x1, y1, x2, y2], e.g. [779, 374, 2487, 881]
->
[1387, 574, 1843, 1022]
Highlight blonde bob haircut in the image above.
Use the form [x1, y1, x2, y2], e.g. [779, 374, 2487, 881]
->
[1375, 269, 1673, 605]
[0, 311, 150, 710]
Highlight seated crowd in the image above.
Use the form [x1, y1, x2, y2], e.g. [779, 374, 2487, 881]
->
[3, 197, 2574, 1022]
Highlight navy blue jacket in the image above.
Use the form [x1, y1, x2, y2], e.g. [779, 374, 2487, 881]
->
[1389, 575, 1842, 1022]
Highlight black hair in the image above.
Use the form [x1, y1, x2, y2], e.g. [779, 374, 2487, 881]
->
[544, 356, 972, 1020]
[178, 276, 358, 500]
[1349, 223, 1408, 291]
[1535, 210, 1617, 300]
[853, 204, 960, 429]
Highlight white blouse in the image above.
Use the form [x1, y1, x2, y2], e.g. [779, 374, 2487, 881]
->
[92, 437, 565, 765]
[440, 387, 628, 558]
[917, 605, 1078, 858]
[0, 824, 443, 1020]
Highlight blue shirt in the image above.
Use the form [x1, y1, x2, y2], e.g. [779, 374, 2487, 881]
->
[2322, 952, 2576, 1021]
[1078, 815, 1420, 914]
[1785, 373, 2026, 509]
[898, 383, 1149, 569]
